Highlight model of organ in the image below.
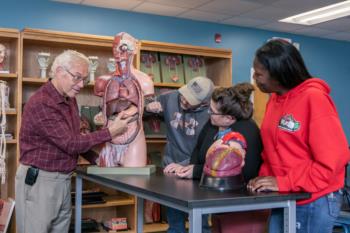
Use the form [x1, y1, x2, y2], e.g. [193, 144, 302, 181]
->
[200, 131, 247, 191]
[204, 131, 246, 177]
[94, 32, 154, 167]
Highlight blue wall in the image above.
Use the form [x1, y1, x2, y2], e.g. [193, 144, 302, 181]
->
[2, 0, 350, 140]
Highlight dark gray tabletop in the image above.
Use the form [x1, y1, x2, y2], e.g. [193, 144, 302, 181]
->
[76, 168, 310, 209]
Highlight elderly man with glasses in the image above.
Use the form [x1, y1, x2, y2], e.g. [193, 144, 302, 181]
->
[15, 50, 132, 233]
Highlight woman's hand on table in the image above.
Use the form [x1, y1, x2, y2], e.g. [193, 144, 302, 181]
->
[247, 176, 279, 192]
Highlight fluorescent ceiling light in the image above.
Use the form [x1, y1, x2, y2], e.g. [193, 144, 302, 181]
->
[279, 0, 350, 25]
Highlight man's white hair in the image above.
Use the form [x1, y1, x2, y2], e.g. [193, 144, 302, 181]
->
[50, 50, 89, 78]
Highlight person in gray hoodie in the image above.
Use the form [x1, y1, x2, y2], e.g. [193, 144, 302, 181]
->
[145, 76, 214, 233]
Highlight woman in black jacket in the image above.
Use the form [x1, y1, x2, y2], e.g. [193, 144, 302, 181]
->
[176, 83, 268, 233]
[176, 83, 262, 181]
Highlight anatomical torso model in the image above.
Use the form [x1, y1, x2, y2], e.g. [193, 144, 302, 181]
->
[94, 32, 154, 167]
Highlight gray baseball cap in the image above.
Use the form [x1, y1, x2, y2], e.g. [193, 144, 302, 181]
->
[179, 76, 214, 106]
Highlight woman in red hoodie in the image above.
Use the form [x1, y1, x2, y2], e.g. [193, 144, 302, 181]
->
[248, 39, 350, 233]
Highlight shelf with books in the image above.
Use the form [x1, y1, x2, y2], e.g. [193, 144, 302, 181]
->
[0, 27, 20, 233]
[72, 195, 135, 209]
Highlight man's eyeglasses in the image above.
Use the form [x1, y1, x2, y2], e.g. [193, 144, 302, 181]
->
[208, 108, 224, 115]
[179, 94, 199, 110]
[63, 66, 89, 86]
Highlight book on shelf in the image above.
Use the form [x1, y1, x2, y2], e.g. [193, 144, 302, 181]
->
[0, 198, 15, 233]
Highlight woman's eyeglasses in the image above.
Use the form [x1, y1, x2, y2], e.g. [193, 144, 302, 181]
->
[208, 108, 224, 115]
[63, 66, 89, 86]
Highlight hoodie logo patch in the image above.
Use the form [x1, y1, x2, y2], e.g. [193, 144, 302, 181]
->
[278, 114, 300, 132]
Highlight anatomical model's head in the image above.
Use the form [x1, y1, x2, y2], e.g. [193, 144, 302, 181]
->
[113, 32, 138, 77]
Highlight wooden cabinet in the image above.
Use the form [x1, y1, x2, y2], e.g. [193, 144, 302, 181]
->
[0, 28, 20, 199]
[18, 28, 232, 233]
[138, 40, 232, 87]
[0, 28, 20, 233]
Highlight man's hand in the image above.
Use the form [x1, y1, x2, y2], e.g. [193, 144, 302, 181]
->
[176, 165, 194, 179]
[247, 176, 279, 192]
[163, 163, 183, 173]
[107, 111, 132, 137]
[146, 101, 163, 113]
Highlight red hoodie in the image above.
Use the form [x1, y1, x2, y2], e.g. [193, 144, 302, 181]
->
[259, 78, 350, 205]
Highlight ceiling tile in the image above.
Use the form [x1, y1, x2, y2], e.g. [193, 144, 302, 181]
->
[132, 2, 187, 16]
[241, 6, 295, 21]
[322, 32, 350, 42]
[198, 0, 263, 16]
[293, 27, 336, 37]
[221, 16, 268, 27]
[259, 21, 305, 32]
[245, 0, 280, 4]
[272, 0, 345, 12]
[178, 10, 231, 23]
[146, 0, 212, 8]
[53, 0, 82, 4]
[315, 17, 350, 32]
[82, 0, 143, 10]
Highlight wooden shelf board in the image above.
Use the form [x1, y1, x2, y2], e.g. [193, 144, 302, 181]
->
[107, 230, 135, 233]
[140, 40, 232, 58]
[5, 109, 16, 115]
[86, 82, 95, 87]
[6, 139, 17, 144]
[143, 220, 200, 232]
[23, 77, 48, 84]
[83, 230, 135, 233]
[23, 77, 182, 89]
[22, 77, 96, 89]
[146, 138, 167, 144]
[143, 222, 168, 232]
[22, 28, 113, 47]
[0, 73, 17, 79]
[73, 195, 135, 209]
[84, 82, 178, 88]
[0, 28, 20, 38]
[154, 82, 182, 88]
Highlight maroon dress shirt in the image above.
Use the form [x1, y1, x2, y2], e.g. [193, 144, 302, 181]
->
[20, 81, 111, 173]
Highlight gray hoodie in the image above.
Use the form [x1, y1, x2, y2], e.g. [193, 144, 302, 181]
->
[158, 91, 210, 166]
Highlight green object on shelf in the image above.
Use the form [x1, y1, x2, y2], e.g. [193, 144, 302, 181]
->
[160, 53, 185, 84]
[183, 55, 207, 83]
[140, 51, 162, 83]
[87, 165, 156, 175]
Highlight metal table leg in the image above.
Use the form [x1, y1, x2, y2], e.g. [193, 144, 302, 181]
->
[75, 175, 82, 233]
[137, 197, 144, 233]
[284, 200, 296, 233]
[189, 208, 202, 233]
